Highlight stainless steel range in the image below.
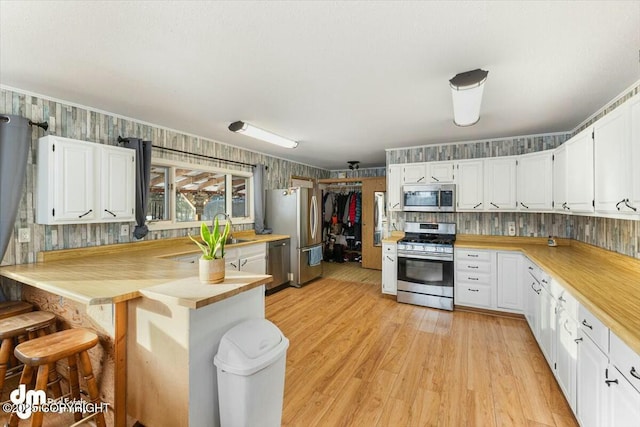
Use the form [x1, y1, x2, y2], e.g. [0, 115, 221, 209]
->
[397, 222, 455, 311]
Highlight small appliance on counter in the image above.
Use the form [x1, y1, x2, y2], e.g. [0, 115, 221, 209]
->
[547, 236, 558, 247]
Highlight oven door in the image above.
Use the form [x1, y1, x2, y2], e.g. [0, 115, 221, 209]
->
[397, 254, 454, 296]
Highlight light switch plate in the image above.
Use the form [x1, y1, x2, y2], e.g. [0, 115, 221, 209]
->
[120, 225, 130, 236]
[18, 228, 30, 243]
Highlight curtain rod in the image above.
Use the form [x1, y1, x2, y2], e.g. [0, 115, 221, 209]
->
[117, 136, 257, 169]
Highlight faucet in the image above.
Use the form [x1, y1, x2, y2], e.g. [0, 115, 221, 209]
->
[213, 212, 233, 242]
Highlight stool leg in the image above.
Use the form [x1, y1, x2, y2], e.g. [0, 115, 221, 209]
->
[0, 337, 13, 394]
[8, 365, 34, 427]
[78, 350, 106, 427]
[67, 355, 82, 422]
[29, 364, 49, 427]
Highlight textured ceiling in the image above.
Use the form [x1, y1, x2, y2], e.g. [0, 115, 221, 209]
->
[1, 1, 639, 170]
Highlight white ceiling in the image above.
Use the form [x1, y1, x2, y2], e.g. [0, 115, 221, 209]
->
[1, 1, 639, 170]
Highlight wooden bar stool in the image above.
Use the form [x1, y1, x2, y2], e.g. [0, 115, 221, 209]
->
[0, 301, 33, 320]
[8, 328, 106, 427]
[0, 311, 57, 395]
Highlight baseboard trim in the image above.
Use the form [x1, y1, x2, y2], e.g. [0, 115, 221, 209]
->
[454, 305, 525, 320]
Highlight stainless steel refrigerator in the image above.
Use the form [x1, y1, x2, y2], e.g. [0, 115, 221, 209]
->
[265, 187, 323, 287]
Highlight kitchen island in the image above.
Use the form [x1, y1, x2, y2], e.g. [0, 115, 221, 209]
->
[0, 232, 287, 426]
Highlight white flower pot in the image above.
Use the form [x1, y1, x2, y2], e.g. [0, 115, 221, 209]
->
[199, 258, 225, 284]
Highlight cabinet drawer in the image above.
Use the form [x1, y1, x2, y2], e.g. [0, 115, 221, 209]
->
[456, 250, 492, 263]
[610, 332, 640, 392]
[457, 284, 492, 308]
[457, 261, 491, 274]
[578, 305, 609, 353]
[457, 272, 491, 285]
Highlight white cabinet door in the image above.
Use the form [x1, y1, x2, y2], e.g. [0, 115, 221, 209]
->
[427, 161, 455, 183]
[387, 165, 402, 211]
[496, 252, 523, 311]
[456, 160, 484, 210]
[556, 309, 578, 411]
[607, 366, 640, 427]
[594, 102, 631, 214]
[576, 331, 609, 427]
[484, 157, 517, 210]
[381, 243, 397, 295]
[517, 151, 553, 211]
[100, 145, 136, 221]
[402, 163, 427, 184]
[37, 136, 97, 223]
[239, 253, 267, 274]
[629, 95, 640, 211]
[553, 144, 569, 212]
[566, 128, 595, 213]
[539, 285, 556, 368]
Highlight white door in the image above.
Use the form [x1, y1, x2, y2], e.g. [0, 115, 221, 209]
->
[576, 331, 609, 427]
[402, 163, 427, 184]
[496, 252, 523, 311]
[517, 151, 553, 211]
[485, 157, 517, 210]
[629, 95, 640, 210]
[239, 253, 267, 274]
[556, 309, 578, 411]
[53, 139, 97, 221]
[381, 243, 397, 295]
[539, 285, 556, 368]
[553, 144, 569, 212]
[427, 161, 455, 183]
[456, 160, 484, 210]
[594, 103, 631, 213]
[387, 164, 402, 211]
[607, 367, 640, 427]
[566, 128, 595, 213]
[101, 146, 136, 221]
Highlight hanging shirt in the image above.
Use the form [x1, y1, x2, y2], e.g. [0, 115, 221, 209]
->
[348, 192, 357, 224]
[355, 192, 362, 224]
[324, 193, 334, 223]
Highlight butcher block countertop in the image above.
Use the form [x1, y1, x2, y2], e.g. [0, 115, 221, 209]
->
[455, 234, 640, 356]
[0, 231, 288, 309]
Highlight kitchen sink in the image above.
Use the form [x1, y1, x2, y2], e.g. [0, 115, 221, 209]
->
[226, 238, 255, 244]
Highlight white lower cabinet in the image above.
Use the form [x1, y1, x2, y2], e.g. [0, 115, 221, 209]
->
[538, 284, 556, 368]
[224, 243, 267, 274]
[496, 252, 523, 312]
[576, 330, 609, 427]
[556, 307, 578, 411]
[455, 249, 494, 309]
[381, 243, 397, 295]
[607, 365, 640, 427]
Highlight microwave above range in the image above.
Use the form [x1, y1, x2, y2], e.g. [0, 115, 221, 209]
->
[402, 184, 456, 212]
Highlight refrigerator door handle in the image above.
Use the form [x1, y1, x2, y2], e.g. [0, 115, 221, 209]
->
[310, 194, 318, 240]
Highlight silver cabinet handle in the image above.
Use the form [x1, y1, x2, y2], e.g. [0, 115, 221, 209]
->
[563, 320, 572, 336]
[581, 319, 593, 330]
[631, 367, 640, 380]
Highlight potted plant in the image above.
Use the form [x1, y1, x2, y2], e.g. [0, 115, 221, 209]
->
[189, 218, 230, 284]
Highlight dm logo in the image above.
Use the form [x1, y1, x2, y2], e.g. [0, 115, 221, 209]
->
[10, 384, 46, 419]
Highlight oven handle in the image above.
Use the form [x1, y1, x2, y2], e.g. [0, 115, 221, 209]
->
[398, 252, 454, 261]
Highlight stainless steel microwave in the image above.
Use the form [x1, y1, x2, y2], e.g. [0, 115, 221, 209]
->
[402, 184, 456, 212]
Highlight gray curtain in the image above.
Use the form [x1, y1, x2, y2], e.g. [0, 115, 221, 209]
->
[0, 115, 30, 263]
[122, 137, 152, 239]
[253, 164, 267, 234]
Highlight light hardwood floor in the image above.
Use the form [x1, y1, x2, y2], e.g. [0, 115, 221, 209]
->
[266, 266, 578, 427]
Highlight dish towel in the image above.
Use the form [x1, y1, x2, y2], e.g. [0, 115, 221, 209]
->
[308, 246, 323, 267]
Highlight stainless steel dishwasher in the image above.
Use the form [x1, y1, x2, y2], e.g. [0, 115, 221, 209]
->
[266, 238, 291, 293]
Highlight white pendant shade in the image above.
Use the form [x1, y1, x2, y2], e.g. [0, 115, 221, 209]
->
[449, 69, 488, 127]
[228, 121, 298, 149]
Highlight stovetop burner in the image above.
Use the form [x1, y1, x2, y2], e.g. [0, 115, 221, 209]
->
[401, 234, 456, 245]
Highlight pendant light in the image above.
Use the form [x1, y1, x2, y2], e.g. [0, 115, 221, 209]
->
[449, 69, 489, 127]
[228, 121, 298, 149]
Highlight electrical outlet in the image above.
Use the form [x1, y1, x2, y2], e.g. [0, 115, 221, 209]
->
[507, 222, 516, 236]
[120, 225, 130, 236]
[18, 228, 30, 243]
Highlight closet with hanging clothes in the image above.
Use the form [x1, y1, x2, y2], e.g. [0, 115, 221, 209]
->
[319, 177, 386, 270]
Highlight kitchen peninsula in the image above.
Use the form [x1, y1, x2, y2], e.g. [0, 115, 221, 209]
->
[0, 232, 287, 427]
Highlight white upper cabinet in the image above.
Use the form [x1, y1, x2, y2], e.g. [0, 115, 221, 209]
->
[100, 145, 136, 221]
[566, 128, 595, 213]
[484, 156, 517, 210]
[387, 164, 402, 211]
[517, 150, 553, 211]
[426, 161, 455, 183]
[402, 163, 427, 184]
[629, 95, 640, 211]
[553, 144, 569, 212]
[594, 101, 632, 214]
[37, 136, 136, 225]
[456, 159, 484, 211]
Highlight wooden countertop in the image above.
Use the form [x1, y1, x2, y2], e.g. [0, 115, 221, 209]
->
[0, 231, 287, 308]
[382, 231, 404, 243]
[455, 234, 640, 355]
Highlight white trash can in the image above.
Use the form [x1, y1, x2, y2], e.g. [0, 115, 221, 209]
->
[214, 319, 289, 427]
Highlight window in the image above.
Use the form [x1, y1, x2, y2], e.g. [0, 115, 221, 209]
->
[148, 159, 253, 230]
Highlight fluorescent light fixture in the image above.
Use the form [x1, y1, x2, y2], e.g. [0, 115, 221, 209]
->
[449, 69, 489, 127]
[228, 121, 298, 149]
